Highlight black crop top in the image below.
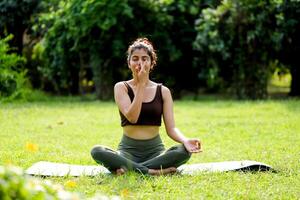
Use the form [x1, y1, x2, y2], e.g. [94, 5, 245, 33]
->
[119, 82, 163, 126]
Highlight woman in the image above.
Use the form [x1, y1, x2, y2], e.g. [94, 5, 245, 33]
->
[91, 38, 202, 175]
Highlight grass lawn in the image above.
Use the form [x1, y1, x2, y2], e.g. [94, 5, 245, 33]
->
[0, 98, 299, 199]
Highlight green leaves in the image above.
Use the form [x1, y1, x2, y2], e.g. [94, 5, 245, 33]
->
[0, 35, 28, 99]
[40, 0, 137, 98]
[193, 0, 293, 99]
[0, 165, 117, 199]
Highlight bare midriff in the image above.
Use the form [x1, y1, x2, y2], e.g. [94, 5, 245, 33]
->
[123, 125, 160, 140]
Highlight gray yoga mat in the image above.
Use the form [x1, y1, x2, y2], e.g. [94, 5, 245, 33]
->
[25, 160, 273, 177]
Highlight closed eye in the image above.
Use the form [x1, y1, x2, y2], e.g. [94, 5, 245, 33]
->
[142, 56, 150, 61]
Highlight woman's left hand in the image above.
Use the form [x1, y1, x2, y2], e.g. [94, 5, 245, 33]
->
[183, 139, 202, 153]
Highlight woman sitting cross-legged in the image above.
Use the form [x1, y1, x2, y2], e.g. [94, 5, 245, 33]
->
[91, 38, 202, 175]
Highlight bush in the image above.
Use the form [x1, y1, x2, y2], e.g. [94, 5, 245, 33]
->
[0, 165, 81, 200]
[0, 165, 120, 200]
[0, 35, 29, 100]
[194, 0, 284, 99]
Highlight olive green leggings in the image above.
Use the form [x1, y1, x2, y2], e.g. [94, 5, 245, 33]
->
[91, 135, 191, 174]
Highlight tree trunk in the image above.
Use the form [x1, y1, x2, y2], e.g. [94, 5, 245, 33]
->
[6, 21, 25, 55]
[69, 64, 79, 95]
[289, 64, 300, 96]
[91, 55, 113, 100]
[234, 62, 268, 100]
[79, 52, 88, 95]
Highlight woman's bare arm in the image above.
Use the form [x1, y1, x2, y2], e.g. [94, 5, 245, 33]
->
[114, 62, 149, 123]
[114, 82, 145, 123]
[162, 86, 202, 153]
[162, 86, 188, 143]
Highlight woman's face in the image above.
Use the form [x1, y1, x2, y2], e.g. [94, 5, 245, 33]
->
[128, 48, 152, 74]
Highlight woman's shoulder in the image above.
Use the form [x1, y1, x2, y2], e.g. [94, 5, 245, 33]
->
[115, 81, 125, 85]
[155, 83, 171, 98]
[114, 81, 129, 92]
[115, 80, 133, 86]
[151, 81, 166, 87]
[150, 81, 169, 89]
[114, 81, 123, 88]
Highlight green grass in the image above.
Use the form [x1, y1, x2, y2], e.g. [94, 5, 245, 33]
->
[1, 99, 300, 199]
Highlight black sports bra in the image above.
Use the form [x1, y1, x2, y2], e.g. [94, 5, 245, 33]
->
[119, 82, 163, 126]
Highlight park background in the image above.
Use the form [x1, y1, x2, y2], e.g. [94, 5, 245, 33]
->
[0, 0, 300, 199]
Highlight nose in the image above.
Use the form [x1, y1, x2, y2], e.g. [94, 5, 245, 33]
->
[137, 60, 142, 65]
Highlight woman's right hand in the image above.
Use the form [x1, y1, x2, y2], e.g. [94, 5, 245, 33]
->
[136, 62, 149, 87]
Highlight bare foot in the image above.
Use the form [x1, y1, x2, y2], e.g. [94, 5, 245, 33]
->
[115, 168, 126, 176]
[148, 167, 178, 176]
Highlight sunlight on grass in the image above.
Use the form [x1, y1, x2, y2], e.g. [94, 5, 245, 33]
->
[268, 70, 291, 95]
[0, 99, 299, 199]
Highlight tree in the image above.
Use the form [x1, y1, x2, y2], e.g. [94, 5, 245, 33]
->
[194, 0, 284, 99]
[155, 0, 211, 97]
[0, 0, 40, 55]
[41, 0, 178, 99]
[41, 0, 222, 99]
[278, 0, 300, 96]
[0, 35, 27, 99]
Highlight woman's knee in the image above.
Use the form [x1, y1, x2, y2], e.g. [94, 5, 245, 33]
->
[90, 145, 109, 159]
[173, 144, 192, 159]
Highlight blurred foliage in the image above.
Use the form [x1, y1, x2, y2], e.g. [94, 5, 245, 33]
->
[193, 0, 298, 99]
[0, 35, 30, 100]
[153, 0, 220, 97]
[0, 0, 299, 99]
[0, 0, 40, 54]
[277, 0, 300, 96]
[39, 0, 218, 99]
[41, 0, 136, 98]
[0, 165, 120, 199]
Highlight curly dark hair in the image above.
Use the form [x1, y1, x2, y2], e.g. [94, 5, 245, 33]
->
[127, 38, 157, 67]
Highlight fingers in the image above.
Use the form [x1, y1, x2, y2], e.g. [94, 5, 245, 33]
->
[136, 63, 149, 86]
[192, 138, 201, 149]
[196, 140, 202, 150]
[136, 62, 145, 74]
[189, 147, 202, 153]
[189, 144, 202, 153]
[140, 61, 148, 73]
[185, 138, 203, 153]
[196, 141, 203, 152]
[190, 149, 201, 153]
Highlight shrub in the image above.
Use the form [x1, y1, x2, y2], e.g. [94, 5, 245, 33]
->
[0, 165, 120, 200]
[0, 35, 29, 100]
[194, 0, 284, 99]
[0, 165, 81, 199]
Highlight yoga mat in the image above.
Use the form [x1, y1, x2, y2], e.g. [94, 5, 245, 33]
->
[26, 160, 273, 177]
[26, 161, 110, 176]
[178, 160, 273, 174]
